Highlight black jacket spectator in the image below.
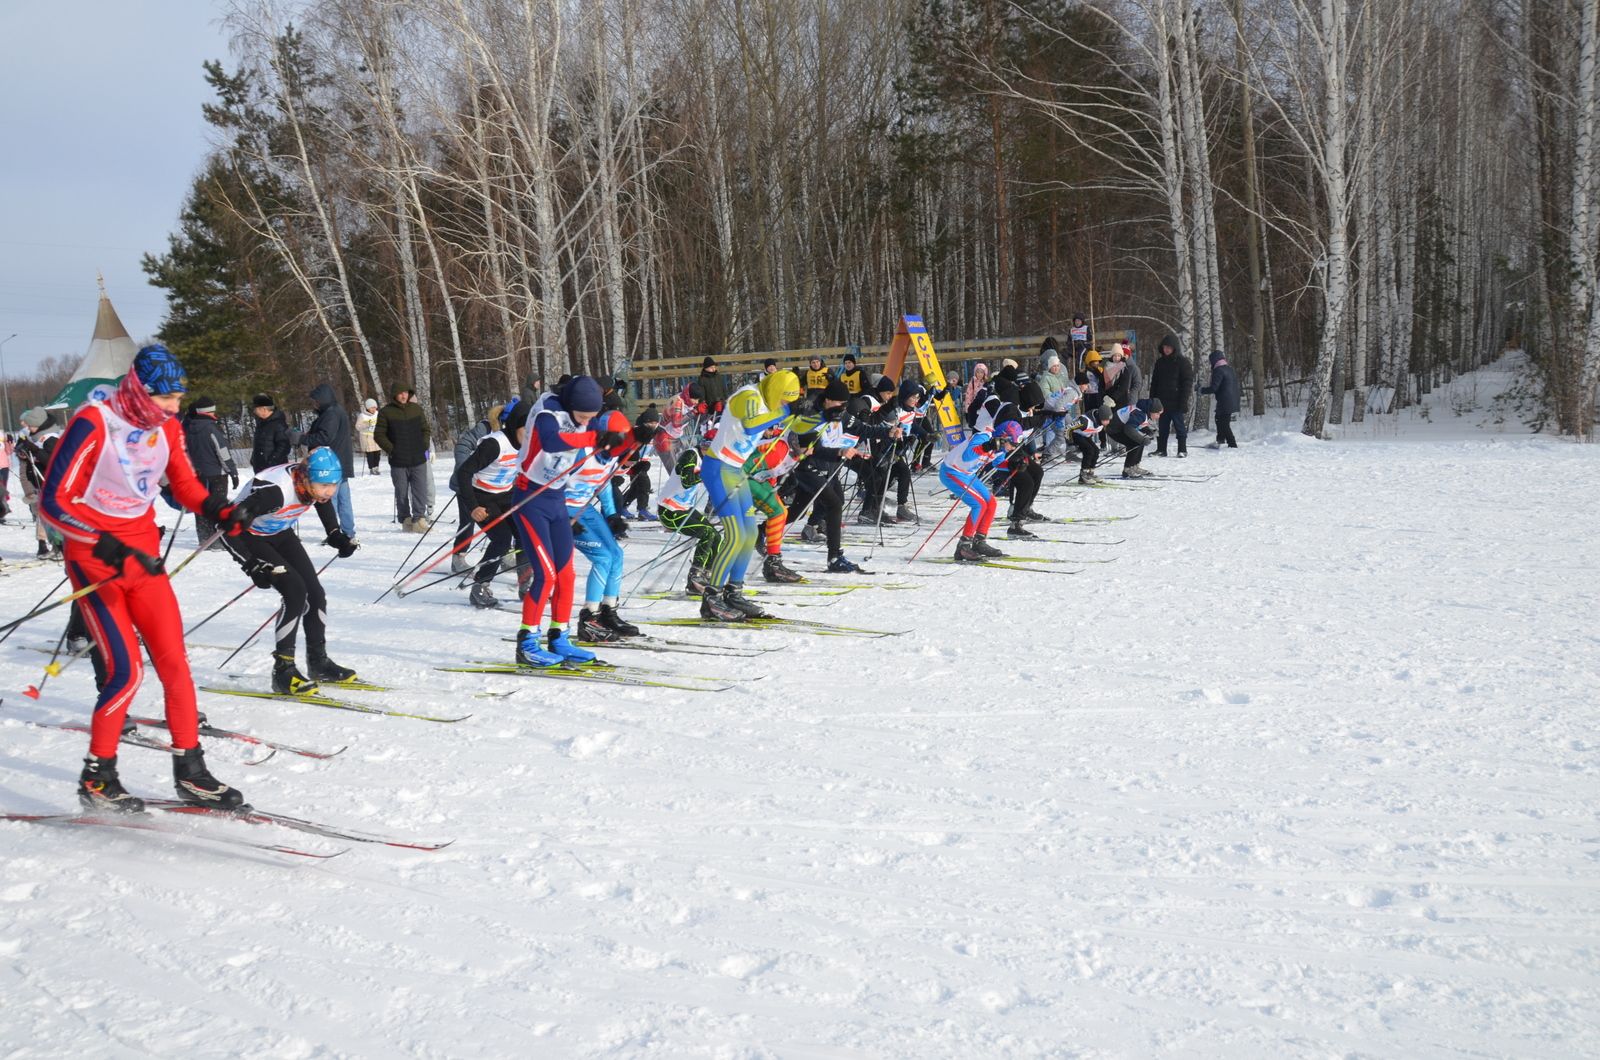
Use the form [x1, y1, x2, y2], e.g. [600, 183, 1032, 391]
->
[374, 387, 432, 468]
[697, 358, 729, 411]
[182, 406, 237, 481]
[1202, 352, 1241, 415]
[250, 409, 292, 472]
[1148, 334, 1195, 414]
[301, 383, 355, 477]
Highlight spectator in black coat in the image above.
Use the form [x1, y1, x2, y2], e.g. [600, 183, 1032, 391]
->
[697, 357, 729, 413]
[182, 396, 239, 548]
[249, 393, 291, 472]
[1201, 350, 1241, 448]
[1148, 334, 1194, 457]
[301, 382, 356, 537]
[374, 383, 433, 530]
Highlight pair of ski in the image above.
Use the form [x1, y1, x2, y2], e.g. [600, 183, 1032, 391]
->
[441, 654, 742, 693]
[18, 715, 342, 764]
[198, 680, 472, 724]
[929, 553, 1084, 574]
[642, 615, 907, 639]
[2, 798, 452, 859]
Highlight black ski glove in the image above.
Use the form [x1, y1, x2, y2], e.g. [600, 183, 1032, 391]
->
[226, 460, 240, 490]
[324, 529, 359, 558]
[241, 556, 282, 589]
[607, 514, 631, 536]
[92, 533, 163, 575]
[595, 429, 628, 452]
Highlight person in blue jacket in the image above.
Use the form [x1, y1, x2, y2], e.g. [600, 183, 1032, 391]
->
[1200, 350, 1241, 448]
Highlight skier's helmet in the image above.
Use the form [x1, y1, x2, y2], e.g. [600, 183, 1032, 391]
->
[306, 446, 344, 485]
[995, 420, 1024, 445]
[759, 370, 801, 412]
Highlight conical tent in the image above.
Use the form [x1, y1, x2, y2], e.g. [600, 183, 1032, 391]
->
[46, 276, 140, 411]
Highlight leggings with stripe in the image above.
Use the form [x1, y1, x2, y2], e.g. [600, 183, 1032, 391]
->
[939, 466, 997, 538]
[572, 504, 624, 605]
[659, 508, 722, 569]
[511, 487, 576, 628]
[227, 530, 326, 659]
[702, 457, 758, 586]
[65, 528, 200, 757]
[749, 477, 787, 554]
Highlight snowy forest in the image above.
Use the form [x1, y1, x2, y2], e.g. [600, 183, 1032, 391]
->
[140, 0, 1600, 438]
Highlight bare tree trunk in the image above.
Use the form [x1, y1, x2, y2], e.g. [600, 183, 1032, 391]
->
[1302, 0, 1351, 438]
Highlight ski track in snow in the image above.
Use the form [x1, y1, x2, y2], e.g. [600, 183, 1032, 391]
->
[0, 356, 1596, 1057]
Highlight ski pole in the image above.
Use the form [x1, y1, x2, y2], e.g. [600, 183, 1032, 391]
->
[0, 574, 121, 637]
[393, 488, 457, 576]
[0, 573, 68, 645]
[382, 454, 593, 603]
[217, 555, 337, 670]
[184, 581, 257, 639]
[161, 510, 185, 566]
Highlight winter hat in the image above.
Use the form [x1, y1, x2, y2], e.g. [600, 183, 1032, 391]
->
[636, 404, 661, 427]
[1083, 350, 1102, 366]
[390, 382, 411, 400]
[898, 379, 925, 403]
[20, 407, 47, 430]
[1043, 352, 1062, 372]
[1209, 350, 1227, 366]
[560, 375, 604, 413]
[701, 356, 717, 371]
[822, 378, 850, 402]
[843, 354, 858, 367]
[252, 393, 275, 409]
[1147, 398, 1165, 413]
[190, 395, 216, 414]
[1001, 358, 1019, 371]
[997, 363, 1019, 382]
[763, 358, 778, 371]
[1109, 342, 1126, 360]
[132, 344, 188, 395]
[1019, 381, 1045, 411]
[874, 374, 897, 395]
[364, 398, 378, 410]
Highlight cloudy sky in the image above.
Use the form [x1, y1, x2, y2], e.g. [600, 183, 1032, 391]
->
[0, 0, 232, 379]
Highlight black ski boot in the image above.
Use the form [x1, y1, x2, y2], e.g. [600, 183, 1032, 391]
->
[172, 746, 245, 809]
[578, 607, 620, 643]
[699, 586, 748, 622]
[271, 653, 318, 695]
[721, 583, 772, 619]
[895, 504, 918, 523]
[469, 582, 499, 609]
[971, 534, 1005, 558]
[826, 554, 864, 574]
[800, 523, 821, 544]
[762, 554, 804, 583]
[685, 565, 714, 596]
[1021, 508, 1047, 523]
[598, 604, 642, 638]
[1079, 468, 1102, 485]
[1177, 443, 1187, 457]
[308, 653, 357, 684]
[78, 755, 144, 814]
[953, 537, 983, 562]
[1006, 522, 1038, 540]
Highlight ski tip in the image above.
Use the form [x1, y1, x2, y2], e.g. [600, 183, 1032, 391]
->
[243, 749, 279, 767]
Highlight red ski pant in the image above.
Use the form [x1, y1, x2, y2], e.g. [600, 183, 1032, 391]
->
[512, 489, 576, 629]
[64, 527, 199, 757]
[939, 467, 997, 538]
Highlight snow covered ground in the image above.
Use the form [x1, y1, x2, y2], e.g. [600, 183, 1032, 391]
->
[1, 353, 1596, 1057]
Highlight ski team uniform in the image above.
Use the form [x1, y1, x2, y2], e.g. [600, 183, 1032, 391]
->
[455, 427, 520, 586]
[225, 463, 341, 661]
[39, 401, 214, 757]
[566, 452, 625, 608]
[701, 383, 791, 589]
[938, 430, 1000, 540]
[656, 459, 722, 572]
[510, 394, 599, 632]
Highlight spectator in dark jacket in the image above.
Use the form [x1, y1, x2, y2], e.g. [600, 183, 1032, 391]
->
[697, 357, 729, 412]
[182, 395, 239, 548]
[301, 382, 357, 537]
[1201, 350, 1241, 448]
[374, 383, 433, 530]
[1148, 334, 1194, 457]
[249, 393, 291, 472]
